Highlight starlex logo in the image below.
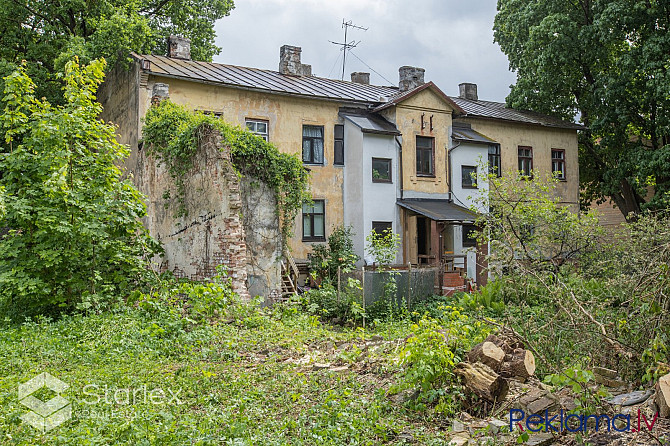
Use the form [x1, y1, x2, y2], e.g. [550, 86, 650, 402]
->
[18, 372, 72, 433]
[510, 408, 660, 434]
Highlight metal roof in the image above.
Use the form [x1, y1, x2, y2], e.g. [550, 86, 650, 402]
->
[451, 124, 497, 144]
[134, 54, 583, 130]
[339, 111, 400, 135]
[397, 199, 477, 223]
[137, 54, 399, 104]
[450, 97, 584, 130]
[372, 82, 465, 114]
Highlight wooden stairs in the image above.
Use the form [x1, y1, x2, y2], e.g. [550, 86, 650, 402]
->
[280, 251, 300, 300]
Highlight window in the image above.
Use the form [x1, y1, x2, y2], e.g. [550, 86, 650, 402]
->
[518, 146, 533, 177]
[302, 125, 324, 164]
[302, 200, 325, 241]
[461, 165, 477, 188]
[372, 158, 392, 183]
[334, 125, 344, 165]
[371, 221, 392, 236]
[551, 149, 566, 180]
[462, 224, 478, 247]
[245, 119, 268, 141]
[488, 144, 501, 177]
[416, 136, 434, 176]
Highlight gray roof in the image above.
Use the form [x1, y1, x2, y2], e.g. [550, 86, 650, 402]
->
[451, 124, 497, 144]
[339, 111, 400, 136]
[135, 54, 582, 130]
[137, 54, 398, 104]
[397, 199, 477, 223]
[450, 97, 584, 130]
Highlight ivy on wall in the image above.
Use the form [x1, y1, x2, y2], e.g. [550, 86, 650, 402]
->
[142, 100, 311, 245]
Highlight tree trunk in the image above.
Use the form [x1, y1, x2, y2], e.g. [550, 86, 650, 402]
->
[454, 362, 509, 402]
[467, 341, 506, 372]
[611, 178, 643, 222]
[500, 348, 536, 381]
[657, 373, 670, 418]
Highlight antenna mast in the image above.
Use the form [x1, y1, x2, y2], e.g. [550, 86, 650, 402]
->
[329, 19, 367, 80]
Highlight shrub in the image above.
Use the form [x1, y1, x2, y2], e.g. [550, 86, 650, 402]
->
[0, 60, 160, 318]
[308, 225, 359, 284]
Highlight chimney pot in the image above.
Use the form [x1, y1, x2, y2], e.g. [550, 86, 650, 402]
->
[167, 35, 191, 60]
[351, 72, 370, 84]
[398, 66, 425, 92]
[459, 83, 478, 101]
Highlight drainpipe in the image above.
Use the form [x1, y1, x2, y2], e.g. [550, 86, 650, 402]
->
[395, 136, 403, 200]
[447, 141, 462, 197]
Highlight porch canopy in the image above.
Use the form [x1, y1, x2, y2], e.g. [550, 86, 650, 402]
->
[396, 198, 477, 223]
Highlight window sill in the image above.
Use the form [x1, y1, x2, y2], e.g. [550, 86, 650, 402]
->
[372, 179, 393, 184]
[303, 163, 325, 166]
[462, 186, 478, 190]
[302, 238, 326, 243]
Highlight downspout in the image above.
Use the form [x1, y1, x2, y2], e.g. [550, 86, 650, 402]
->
[395, 136, 403, 200]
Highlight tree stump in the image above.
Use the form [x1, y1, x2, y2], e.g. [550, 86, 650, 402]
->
[467, 341, 506, 372]
[454, 361, 509, 402]
[657, 373, 670, 418]
[500, 348, 536, 381]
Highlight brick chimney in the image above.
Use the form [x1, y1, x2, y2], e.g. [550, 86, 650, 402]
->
[167, 35, 191, 60]
[459, 83, 478, 100]
[351, 72, 370, 85]
[279, 45, 311, 76]
[399, 66, 425, 92]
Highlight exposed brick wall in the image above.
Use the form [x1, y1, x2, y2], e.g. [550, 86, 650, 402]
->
[138, 125, 271, 300]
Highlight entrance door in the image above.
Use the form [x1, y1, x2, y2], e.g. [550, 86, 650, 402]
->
[417, 217, 430, 264]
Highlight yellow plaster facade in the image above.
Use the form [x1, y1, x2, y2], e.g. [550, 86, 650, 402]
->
[134, 75, 348, 261]
[457, 117, 580, 206]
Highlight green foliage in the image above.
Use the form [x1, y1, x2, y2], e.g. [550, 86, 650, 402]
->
[365, 228, 401, 269]
[494, 0, 670, 217]
[308, 225, 359, 284]
[545, 364, 609, 413]
[475, 172, 604, 276]
[393, 307, 491, 414]
[0, 60, 160, 318]
[142, 100, 310, 243]
[301, 279, 366, 324]
[0, 0, 235, 105]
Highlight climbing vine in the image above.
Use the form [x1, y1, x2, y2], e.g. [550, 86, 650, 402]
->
[142, 100, 311, 244]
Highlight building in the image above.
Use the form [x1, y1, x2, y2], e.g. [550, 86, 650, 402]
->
[99, 36, 582, 292]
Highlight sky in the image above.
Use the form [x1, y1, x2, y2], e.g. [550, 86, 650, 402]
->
[212, 0, 517, 103]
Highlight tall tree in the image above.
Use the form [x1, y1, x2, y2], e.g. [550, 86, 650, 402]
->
[0, 0, 234, 103]
[494, 0, 670, 219]
[0, 60, 160, 317]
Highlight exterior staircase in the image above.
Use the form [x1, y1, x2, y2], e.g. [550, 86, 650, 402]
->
[280, 251, 300, 299]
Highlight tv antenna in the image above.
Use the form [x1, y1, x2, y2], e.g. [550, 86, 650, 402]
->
[329, 19, 367, 80]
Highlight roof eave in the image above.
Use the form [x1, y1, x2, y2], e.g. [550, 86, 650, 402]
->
[147, 71, 384, 106]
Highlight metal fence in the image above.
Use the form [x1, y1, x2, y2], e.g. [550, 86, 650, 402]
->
[339, 265, 438, 310]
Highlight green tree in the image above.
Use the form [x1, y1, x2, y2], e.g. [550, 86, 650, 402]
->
[0, 0, 234, 104]
[494, 0, 670, 219]
[0, 59, 160, 317]
[474, 171, 603, 276]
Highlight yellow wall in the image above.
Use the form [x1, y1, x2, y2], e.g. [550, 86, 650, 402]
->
[458, 118, 580, 206]
[138, 76, 348, 261]
[384, 88, 455, 195]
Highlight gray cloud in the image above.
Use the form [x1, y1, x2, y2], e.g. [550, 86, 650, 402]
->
[213, 0, 516, 102]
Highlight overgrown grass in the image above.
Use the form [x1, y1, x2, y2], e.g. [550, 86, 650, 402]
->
[0, 300, 461, 445]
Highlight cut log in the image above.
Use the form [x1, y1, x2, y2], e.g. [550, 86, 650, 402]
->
[467, 341, 506, 372]
[500, 348, 536, 381]
[454, 361, 509, 402]
[657, 373, 670, 418]
[485, 333, 524, 354]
